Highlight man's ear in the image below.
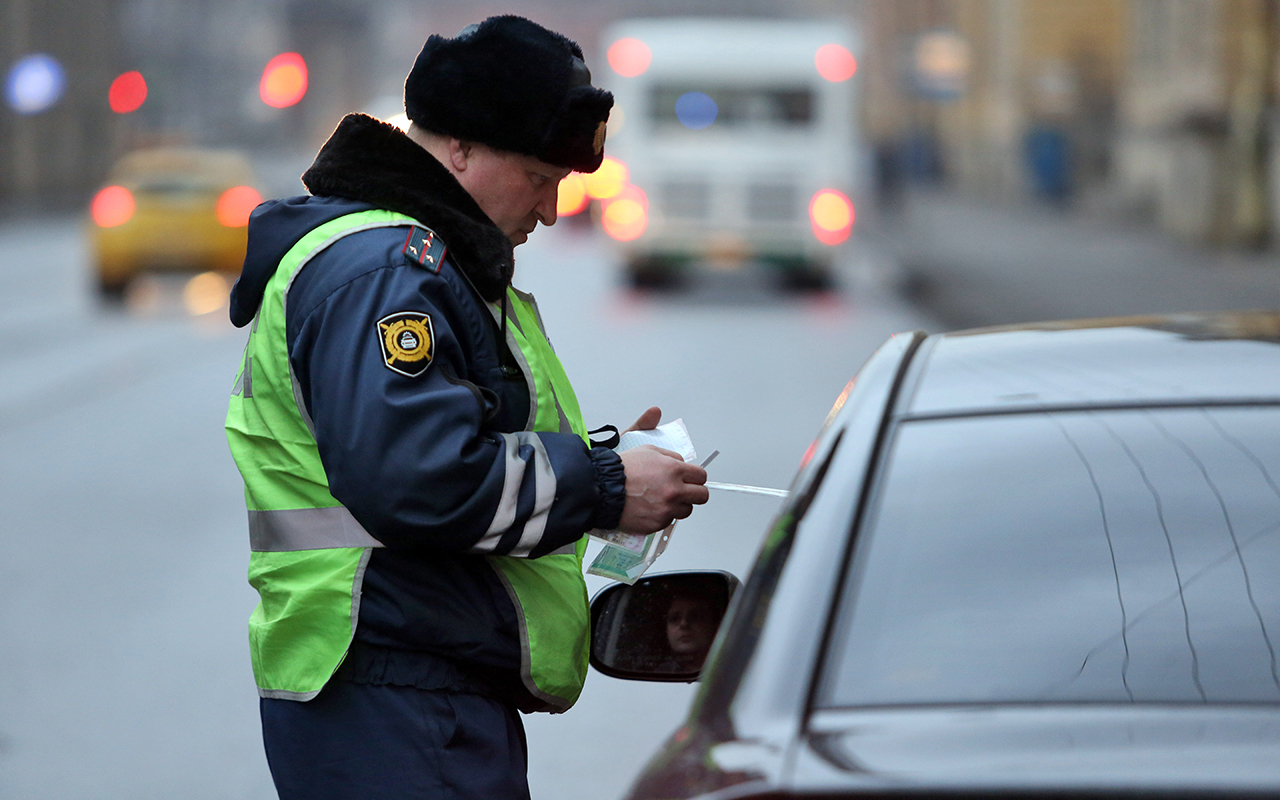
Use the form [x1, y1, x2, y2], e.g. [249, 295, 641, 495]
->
[447, 139, 473, 172]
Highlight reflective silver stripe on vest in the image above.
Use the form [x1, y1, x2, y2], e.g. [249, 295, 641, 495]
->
[473, 431, 558, 555]
[487, 560, 575, 711]
[511, 286, 550, 339]
[248, 507, 384, 552]
[232, 356, 254, 398]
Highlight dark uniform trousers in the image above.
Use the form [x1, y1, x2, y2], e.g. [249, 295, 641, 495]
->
[261, 679, 531, 799]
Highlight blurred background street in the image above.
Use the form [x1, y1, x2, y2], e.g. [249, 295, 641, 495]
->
[1, 0, 1278, 798]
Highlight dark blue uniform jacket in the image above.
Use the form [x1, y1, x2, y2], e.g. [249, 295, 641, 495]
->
[229, 114, 625, 710]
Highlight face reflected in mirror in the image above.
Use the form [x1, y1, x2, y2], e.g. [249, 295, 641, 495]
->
[665, 594, 717, 670]
[589, 571, 737, 681]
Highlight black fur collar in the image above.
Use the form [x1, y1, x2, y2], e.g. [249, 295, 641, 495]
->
[302, 113, 514, 301]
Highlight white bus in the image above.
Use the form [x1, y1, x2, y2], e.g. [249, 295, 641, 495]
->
[595, 17, 861, 290]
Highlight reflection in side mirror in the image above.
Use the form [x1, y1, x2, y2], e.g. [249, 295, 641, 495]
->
[590, 571, 739, 683]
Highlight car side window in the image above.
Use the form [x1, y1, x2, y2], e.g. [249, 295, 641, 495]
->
[820, 407, 1280, 707]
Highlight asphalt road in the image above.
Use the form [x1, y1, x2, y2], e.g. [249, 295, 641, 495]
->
[0, 212, 935, 799]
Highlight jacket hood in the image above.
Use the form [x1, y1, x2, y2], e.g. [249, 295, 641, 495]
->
[229, 113, 514, 327]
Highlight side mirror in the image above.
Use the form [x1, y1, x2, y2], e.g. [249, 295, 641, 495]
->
[590, 570, 739, 683]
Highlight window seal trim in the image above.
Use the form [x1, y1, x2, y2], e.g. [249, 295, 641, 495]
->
[801, 330, 929, 727]
[900, 397, 1280, 424]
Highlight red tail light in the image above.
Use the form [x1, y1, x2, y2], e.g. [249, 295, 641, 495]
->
[91, 186, 135, 228]
[217, 186, 263, 227]
[607, 38, 652, 77]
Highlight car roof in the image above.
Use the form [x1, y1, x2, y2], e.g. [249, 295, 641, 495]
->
[109, 147, 255, 184]
[902, 311, 1280, 418]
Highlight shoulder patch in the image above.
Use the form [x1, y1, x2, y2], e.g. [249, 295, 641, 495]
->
[377, 311, 435, 377]
[402, 226, 447, 274]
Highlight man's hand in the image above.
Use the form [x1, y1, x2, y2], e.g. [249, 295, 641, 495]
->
[617, 445, 709, 535]
[624, 406, 663, 434]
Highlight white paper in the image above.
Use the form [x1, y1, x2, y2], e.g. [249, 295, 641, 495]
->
[615, 419, 696, 463]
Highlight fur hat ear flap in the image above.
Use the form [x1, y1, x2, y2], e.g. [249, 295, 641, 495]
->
[404, 16, 613, 172]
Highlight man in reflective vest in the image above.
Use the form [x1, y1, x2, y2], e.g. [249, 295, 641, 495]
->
[225, 16, 709, 799]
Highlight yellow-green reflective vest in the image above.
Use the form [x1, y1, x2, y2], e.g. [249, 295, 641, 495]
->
[226, 210, 591, 709]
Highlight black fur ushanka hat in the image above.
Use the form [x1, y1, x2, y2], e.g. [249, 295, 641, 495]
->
[404, 15, 614, 173]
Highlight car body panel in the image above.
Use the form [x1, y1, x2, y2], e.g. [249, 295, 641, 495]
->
[621, 312, 1280, 800]
[799, 707, 1280, 791]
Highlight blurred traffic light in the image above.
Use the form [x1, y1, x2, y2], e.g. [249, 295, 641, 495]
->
[5, 53, 66, 115]
[260, 52, 308, 108]
[109, 71, 148, 114]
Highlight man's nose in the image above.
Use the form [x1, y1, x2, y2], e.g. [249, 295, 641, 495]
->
[536, 184, 559, 227]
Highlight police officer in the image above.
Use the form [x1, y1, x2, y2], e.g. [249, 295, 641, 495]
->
[225, 16, 708, 799]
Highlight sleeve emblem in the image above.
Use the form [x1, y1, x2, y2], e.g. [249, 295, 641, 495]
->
[377, 311, 434, 377]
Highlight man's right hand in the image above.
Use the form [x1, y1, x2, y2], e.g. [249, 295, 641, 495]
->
[617, 445, 710, 534]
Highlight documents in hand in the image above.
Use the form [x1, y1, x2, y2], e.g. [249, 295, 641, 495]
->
[586, 419, 696, 554]
[586, 419, 698, 584]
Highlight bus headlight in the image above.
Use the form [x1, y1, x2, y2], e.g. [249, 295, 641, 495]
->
[809, 189, 854, 245]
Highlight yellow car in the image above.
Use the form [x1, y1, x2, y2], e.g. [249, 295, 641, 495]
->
[89, 147, 262, 298]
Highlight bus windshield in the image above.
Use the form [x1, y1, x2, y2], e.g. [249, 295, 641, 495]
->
[650, 85, 815, 129]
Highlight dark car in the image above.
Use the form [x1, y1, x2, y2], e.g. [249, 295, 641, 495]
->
[591, 312, 1280, 799]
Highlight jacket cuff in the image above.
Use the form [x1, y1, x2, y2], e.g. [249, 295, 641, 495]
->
[587, 446, 626, 531]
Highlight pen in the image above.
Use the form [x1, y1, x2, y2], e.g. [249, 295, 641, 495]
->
[705, 481, 789, 498]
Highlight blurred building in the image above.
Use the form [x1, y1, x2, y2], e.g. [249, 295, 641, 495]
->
[0, 0, 123, 211]
[0, 0, 380, 211]
[2, 0, 862, 213]
[1117, 0, 1277, 247]
[859, 0, 1280, 249]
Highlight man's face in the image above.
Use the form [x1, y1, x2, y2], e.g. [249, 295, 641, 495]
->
[666, 597, 716, 658]
[455, 143, 572, 246]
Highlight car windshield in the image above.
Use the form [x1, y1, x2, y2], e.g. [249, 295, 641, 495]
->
[820, 406, 1280, 707]
[131, 176, 224, 194]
